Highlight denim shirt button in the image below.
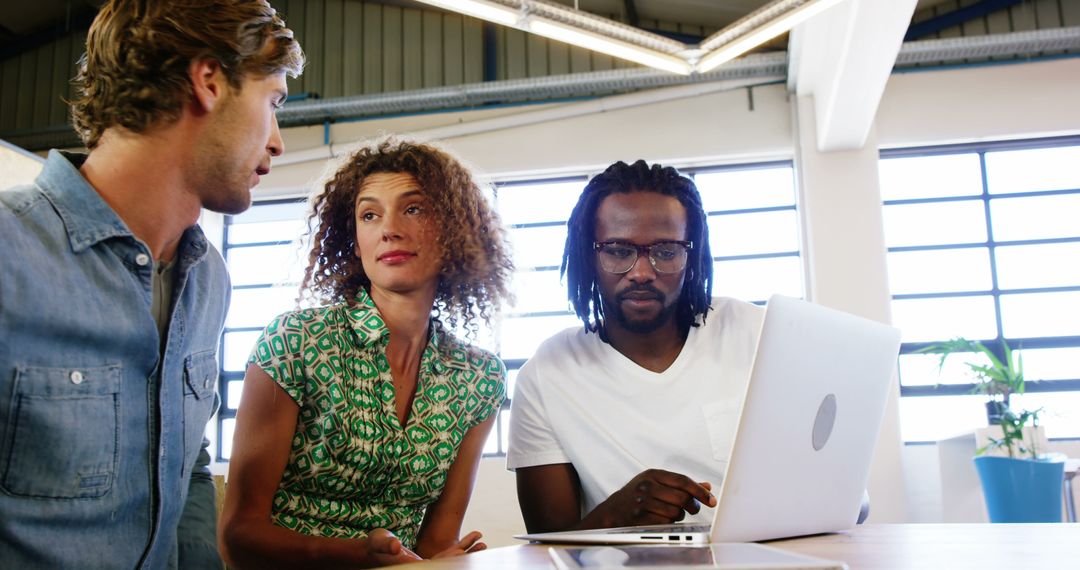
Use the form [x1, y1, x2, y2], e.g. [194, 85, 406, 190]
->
[135, 253, 151, 266]
[70, 370, 84, 384]
[203, 378, 211, 389]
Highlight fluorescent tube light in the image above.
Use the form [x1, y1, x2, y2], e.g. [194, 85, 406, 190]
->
[413, 0, 521, 27]
[412, 0, 845, 77]
[696, 0, 847, 73]
[529, 19, 693, 76]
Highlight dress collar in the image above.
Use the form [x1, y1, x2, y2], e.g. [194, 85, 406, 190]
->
[346, 288, 471, 372]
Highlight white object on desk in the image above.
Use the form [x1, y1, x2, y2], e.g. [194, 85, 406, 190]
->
[548, 543, 847, 570]
[937, 431, 987, 523]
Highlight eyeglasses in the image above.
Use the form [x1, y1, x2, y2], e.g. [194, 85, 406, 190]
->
[593, 240, 693, 274]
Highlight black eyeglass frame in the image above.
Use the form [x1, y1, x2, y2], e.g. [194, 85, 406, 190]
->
[592, 240, 694, 274]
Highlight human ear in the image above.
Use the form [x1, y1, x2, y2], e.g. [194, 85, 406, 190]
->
[188, 58, 227, 114]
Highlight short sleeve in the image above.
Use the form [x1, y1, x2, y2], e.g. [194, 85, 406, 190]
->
[248, 311, 308, 405]
[505, 356, 571, 471]
[468, 352, 506, 429]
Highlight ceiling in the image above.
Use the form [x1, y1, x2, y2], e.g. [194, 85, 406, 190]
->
[0, 0, 100, 54]
[545, 0, 953, 29]
[0, 0, 961, 59]
[503, 0, 783, 30]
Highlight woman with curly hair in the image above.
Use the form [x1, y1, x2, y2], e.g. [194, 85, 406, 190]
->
[219, 138, 514, 568]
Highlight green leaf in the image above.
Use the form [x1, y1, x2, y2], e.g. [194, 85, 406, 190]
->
[924, 337, 1026, 403]
[975, 341, 1005, 370]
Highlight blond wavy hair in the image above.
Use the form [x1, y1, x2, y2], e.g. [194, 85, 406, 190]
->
[72, 0, 305, 148]
[301, 138, 514, 338]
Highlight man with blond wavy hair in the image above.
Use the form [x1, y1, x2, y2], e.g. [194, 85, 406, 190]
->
[0, 1, 303, 566]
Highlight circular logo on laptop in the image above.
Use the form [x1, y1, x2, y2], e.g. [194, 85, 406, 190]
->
[812, 394, 837, 451]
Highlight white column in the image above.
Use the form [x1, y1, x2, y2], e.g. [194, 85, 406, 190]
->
[792, 93, 908, 522]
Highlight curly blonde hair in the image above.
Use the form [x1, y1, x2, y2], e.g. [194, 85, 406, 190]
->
[301, 138, 514, 338]
[72, 0, 305, 148]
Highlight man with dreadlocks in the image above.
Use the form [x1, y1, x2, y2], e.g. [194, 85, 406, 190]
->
[506, 160, 765, 533]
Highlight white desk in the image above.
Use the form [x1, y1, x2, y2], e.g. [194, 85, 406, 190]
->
[412, 524, 1080, 569]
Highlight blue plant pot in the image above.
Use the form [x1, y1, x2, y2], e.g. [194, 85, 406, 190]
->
[973, 455, 1065, 523]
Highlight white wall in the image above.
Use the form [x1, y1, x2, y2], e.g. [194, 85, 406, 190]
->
[0, 140, 45, 188]
[256, 81, 794, 196]
[461, 458, 524, 548]
[876, 58, 1080, 147]
[257, 56, 1080, 535]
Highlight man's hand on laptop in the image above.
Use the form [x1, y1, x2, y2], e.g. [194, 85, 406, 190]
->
[584, 469, 717, 529]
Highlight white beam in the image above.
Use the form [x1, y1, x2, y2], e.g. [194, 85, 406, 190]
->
[792, 93, 909, 522]
[788, 0, 918, 151]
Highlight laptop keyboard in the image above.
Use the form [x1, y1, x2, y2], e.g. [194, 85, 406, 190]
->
[609, 524, 711, 534]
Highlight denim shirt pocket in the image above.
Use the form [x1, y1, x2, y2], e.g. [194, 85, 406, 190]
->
[2, 364, 121, 499]
[182, 351, 218, 467]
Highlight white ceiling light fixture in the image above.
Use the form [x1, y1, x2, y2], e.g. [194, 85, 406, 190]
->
[411, 0, 691, 74]
[410, 0, 848, 76]
[416, 0, 522, 27]
[528, 19, 693, 75]
[696, 0, 850, 73]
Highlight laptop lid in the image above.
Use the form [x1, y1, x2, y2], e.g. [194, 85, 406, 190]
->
[710, 294, 901, 542]
[517, 295, 901, 545]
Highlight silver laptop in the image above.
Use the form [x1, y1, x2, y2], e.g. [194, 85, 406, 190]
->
[516, 294, 902, 544]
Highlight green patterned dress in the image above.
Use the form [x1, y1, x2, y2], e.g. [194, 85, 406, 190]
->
[248, 288, 506, 548]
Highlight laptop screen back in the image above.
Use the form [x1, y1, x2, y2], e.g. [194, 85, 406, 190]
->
[710, 295, 901, 542]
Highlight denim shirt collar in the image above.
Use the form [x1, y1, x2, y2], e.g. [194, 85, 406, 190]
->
[347, 288, 471, 372]
[35, 150, 210, 263]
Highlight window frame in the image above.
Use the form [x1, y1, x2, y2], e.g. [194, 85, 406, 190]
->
[215, 197, 309, 462]
[881, 135, 1080, 442]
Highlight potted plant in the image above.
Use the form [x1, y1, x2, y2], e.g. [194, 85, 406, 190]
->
[919, 338, 1064, 522]
[972, 408, 1065, 522]
[919, 337, 1025, 424]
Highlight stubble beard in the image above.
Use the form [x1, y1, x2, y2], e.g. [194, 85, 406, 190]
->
[193, 126, 254, 216]
[201, 180, 252, 215]
[606, 288, 679, 334]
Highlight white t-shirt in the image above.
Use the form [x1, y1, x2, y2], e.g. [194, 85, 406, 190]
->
[506, 297, 765, 522]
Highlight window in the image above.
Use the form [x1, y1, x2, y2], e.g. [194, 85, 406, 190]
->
[693, 164, 804, 303]
[880, 138, 1080, 443]
[215, 161, 802, 461]
[217, 199, 310, 460]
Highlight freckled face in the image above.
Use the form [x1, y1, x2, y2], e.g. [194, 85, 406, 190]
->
[354, 172, 443, 298]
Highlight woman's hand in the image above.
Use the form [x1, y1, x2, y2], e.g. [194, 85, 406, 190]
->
[363, 529, 423, 566]
[430, 531, 487, 559]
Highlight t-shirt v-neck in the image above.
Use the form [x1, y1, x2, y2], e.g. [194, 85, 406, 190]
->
[599, 325, 700, 382]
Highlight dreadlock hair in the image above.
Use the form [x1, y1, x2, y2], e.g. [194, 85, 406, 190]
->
[561, 160, 713, 337]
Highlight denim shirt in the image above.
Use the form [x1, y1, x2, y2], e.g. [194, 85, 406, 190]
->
[0, 151, 226, 568]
